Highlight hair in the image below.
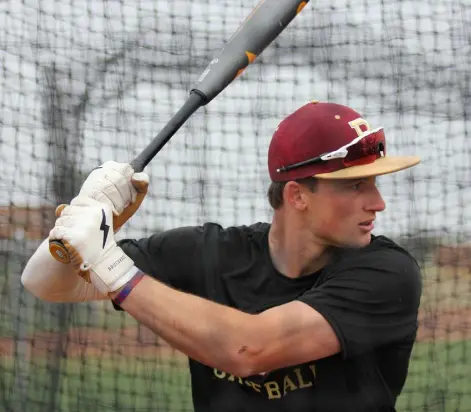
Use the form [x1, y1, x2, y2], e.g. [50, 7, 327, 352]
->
[267, 177, 318, 209]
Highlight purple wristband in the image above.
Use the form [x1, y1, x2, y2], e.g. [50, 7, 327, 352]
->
[112, 271, 145, 306]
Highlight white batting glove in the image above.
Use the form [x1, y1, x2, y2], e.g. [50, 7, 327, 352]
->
[49, 196, 139, 294]
[56, 161, 150, 233]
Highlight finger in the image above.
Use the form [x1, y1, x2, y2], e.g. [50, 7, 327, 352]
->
[81, 175, 121, 213]
[69, 196, 103, 209]
[49, 226, 67, 241]
[61, 200, 103, 221]
[131, 173, 149, 194]
[54, 215, 80, 229]
[103, 161, 134, 179]
[103, 162, 135, 198]
[84, 183, 118, 214]
[83, 170, 133, 213]
[102, 169, 134, 207]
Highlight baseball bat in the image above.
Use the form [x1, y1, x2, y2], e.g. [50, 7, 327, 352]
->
[49, 0, 310, 264]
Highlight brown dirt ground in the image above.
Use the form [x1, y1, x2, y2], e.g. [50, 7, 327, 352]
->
[0, 325, 185, 359]
[1, 309, 470, 359]
[416, 307, 471, 342]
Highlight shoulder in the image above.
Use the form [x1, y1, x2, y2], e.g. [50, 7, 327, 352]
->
[118, 225, 204, 250]
[367, 235, 421, 279]
[208, 222, 269, 242]
[333, 235, 420, 272]
[369, 234, 418, 259]
[119, 222, 270, 252]
[198, 222, 270, 255]
[328, 235, 422, 298]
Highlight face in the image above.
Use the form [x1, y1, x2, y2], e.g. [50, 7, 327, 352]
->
[302, 176, 386, 248]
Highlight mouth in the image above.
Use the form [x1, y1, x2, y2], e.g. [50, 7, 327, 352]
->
[359, 220, 375, 232]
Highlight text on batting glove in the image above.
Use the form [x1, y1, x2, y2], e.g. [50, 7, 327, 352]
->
[49, 196, 139, 294]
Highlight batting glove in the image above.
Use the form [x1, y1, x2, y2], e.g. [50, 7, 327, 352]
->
[49, 196, 139, 294]
[55, 161, 149, 233]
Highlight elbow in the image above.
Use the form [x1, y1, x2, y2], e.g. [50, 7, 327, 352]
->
[227, 347, 266, 379]
[21, 267, 65, 303]
[222, 317, 268, 378]
[21, 270, 37, 296]
[19, 239, 85, 303]
[20, 248, 53, 301]
[21, 272, 51, 302]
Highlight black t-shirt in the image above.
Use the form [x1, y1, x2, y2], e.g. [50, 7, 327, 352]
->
[117, 222, 422, 412]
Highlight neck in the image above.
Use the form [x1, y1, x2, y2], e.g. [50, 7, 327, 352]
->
[268, 211, 332, 279]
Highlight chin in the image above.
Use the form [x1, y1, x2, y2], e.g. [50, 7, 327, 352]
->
[336, 233, 372, 249]
[357, 235, 372, 247]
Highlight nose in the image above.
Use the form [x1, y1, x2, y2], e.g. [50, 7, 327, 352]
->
[365, 184, 386, 212]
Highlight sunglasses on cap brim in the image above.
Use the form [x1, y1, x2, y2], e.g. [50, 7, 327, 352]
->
[276, 127, 386, 173]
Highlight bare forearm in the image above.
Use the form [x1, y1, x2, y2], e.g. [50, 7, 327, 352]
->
[112, 274, 258, 375]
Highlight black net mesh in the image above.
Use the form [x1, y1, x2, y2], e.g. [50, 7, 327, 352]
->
[1, 0, 470, 411]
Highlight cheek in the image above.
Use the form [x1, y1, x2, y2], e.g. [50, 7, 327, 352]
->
[313, 198, 355, 233]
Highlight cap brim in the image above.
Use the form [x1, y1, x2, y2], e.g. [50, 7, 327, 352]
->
[314, 156, 421, 179]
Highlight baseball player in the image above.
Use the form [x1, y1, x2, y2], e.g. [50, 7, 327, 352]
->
[22, 101, 422, 412]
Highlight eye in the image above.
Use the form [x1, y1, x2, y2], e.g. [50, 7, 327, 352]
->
[350, 181, 365, 190]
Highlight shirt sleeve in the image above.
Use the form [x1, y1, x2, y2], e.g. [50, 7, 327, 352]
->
[117, 225, 206, 294]
[297, 246, 422, 359]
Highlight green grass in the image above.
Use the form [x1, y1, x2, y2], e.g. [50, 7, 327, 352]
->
[0, 297, 138, 338]
[396, 340, 471, 411]
[1, 356, 193, 412]
[1, 341, 471, 412]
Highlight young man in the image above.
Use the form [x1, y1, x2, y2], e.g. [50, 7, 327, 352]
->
[22, 101, 422, 412]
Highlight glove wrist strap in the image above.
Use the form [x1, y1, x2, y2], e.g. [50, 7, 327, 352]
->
[90, 246, 136, 294]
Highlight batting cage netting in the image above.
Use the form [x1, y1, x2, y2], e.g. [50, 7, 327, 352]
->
[1, 0, 470, 411]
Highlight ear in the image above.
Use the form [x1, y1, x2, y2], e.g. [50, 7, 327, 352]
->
[283, 181, 309, 211]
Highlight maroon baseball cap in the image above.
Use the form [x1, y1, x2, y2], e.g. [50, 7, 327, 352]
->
[268, 101, 420, 182]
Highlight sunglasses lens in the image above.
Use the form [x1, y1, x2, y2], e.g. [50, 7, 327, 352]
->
[343, 129, 386, 166]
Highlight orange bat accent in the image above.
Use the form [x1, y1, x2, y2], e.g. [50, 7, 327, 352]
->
[234, 51, 258, 79]
[297, 1, 307, 14]
[246, 51, 257, 64]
